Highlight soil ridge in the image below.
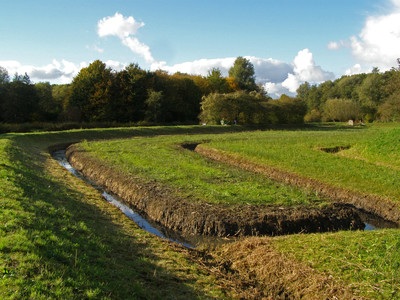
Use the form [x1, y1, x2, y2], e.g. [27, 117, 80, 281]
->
[195, 144, 400, 224]
[66, 145, 364, 237]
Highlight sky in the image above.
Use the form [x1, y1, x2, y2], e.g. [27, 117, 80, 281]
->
[1, 0, 400, 97]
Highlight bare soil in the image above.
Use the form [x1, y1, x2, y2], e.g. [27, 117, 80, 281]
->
[66, 144, 364, 237]
[195, 144, 400, 225]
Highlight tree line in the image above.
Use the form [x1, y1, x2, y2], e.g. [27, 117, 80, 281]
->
[298, 61, 400, 122]
[1, 57, 399, 126]
[0, 57, 305, 125]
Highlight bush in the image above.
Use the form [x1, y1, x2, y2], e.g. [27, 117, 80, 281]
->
[304, 109, 322, 122]
[322, 98, 362, 122]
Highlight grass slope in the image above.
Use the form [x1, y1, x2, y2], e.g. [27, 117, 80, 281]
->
[2, 123, 400, 298]
[78, 135, 329, 207]
[1, 126, 247, 299]
[205, 123, 400, 201]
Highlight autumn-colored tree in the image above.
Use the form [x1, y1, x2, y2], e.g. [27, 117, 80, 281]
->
[67, 60, 114, 121]
[228, 57, 259, 92]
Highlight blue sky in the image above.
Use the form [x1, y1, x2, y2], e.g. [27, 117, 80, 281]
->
[1, 0, 399, 96]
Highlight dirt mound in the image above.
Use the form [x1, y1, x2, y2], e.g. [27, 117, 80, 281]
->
[66, 144, 364, 237]
[207, 237, 360, 299]
[195, 144, 400, 225]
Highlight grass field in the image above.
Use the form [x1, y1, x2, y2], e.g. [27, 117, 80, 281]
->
[204, 123, 400, 201]
[78, 135, 329, 207]
[1, 123, 400, 298]
[0, 125, 247, 299]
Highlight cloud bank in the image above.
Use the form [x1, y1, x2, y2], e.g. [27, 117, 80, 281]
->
[0, 13, 335, 97]
[329, 0, 400, 73]
[0, 59, 88, 84]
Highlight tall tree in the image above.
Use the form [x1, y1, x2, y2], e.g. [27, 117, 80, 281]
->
[228, 57, 259, 92]
[1, 73, 39, 123]
[206, 68, 230, 93]
[67, 60, 114, 121]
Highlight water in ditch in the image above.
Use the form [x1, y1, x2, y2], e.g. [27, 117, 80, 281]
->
[52, 150, 396, 248]
[52, 150, 235, 248]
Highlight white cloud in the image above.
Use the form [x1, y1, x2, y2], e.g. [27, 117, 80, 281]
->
[293, 49, 334, 82]
[0, 59, 125, 84]
[98, 13, 157, 64]
[282, 74, 300, 93]
[154, 56, 293, 83]
[98, 12, 144, 39]
[327, 41, 340, 50]
[122, 37, 155, 64]
[154, 57, 235, 76]
[104, 60, 126, 72]
[344, 63, 373, 76]
[247, 56, 293, 83]
[329, 0, 400, 71]
[275, 49, 335, 94]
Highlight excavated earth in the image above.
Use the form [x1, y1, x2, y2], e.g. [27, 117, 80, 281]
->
[66, 144, 365, 237]
[194, 144, 400, 225]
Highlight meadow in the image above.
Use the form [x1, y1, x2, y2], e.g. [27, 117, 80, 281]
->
[1, 123, 399, 298]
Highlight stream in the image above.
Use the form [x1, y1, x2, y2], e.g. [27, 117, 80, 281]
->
[52, 150, 397, 248]
[52, 150, 236, 248]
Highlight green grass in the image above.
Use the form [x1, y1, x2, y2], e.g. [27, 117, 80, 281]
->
[273, 229, 400, 298]
[78, 135, 328, 207]
[1, 125, 248, 299]
[2, 123, 400, 298]
[75, 123, 400, 298]
[204, 123, 400, 201]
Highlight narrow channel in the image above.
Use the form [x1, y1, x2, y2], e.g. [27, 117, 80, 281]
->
[52, 150, 196, 248]
[52, 149, 396, 248]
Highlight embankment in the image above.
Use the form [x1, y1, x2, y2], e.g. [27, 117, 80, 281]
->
[66, 144, 364, 237]
[195, 144, 400, 225]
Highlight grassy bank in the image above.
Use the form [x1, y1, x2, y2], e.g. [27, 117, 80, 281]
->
[204, 123, 400, 201]
[272, 228, 400, 298]
[1, 125, 251, 299]
[1, 123, 400, 298]
[77, 135, 329, 207]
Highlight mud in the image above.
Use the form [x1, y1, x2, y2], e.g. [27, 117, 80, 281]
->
[194, 144, 400, 225]
[66, 144, 364, 237]
[319, 145, 351, 153]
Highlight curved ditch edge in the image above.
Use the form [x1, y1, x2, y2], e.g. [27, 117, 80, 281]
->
[194, 144, 400, 225]
[66, 144, 364, 237]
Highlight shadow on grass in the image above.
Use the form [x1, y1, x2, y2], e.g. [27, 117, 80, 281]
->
[5, 138, 215, 299]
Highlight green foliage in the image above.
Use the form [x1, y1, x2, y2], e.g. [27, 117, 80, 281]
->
[273, 95, 307, 124]
[377, 91, 400, 122]
[145, 89, 165, 122]
[206, 68, 230, 93]
[67, 60, 114, 122]
[199, 91, 306, 126]
[228, 57, 259, 92]
[322, 98, 362, 122]
[0, 73, 40, 123]
[199, 91, 269, 125]
[304, 109, 322, 122]
[296, 63, 400, 122]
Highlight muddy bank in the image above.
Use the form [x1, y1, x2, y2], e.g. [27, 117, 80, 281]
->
[195, 144, 400, 225]
[66, 144, 364, 237]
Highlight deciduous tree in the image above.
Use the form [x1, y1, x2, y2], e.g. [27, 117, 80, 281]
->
[228, 57, 259, 92]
